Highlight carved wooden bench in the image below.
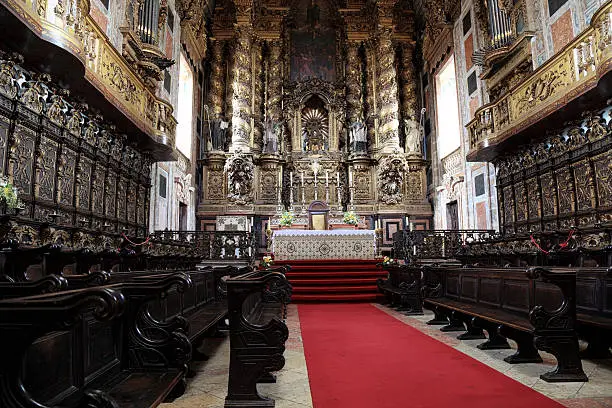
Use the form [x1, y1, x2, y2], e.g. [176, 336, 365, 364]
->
[225, 269, 292, 408]
[1, 272, 194, 408]
[377, 264, 423, 315]
[422, 266, 588, 382]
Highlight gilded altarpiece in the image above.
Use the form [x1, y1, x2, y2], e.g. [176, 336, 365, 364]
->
[198, 0, 432, 236]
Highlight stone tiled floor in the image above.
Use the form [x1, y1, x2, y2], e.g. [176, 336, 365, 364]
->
[161, 304, 313, 408]
[164, 303, 612, 408]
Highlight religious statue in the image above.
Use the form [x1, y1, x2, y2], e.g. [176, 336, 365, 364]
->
[404, 116, 422, 156]
[262, 118, 282, 154]
[302, 107, 328, 152]
[349, 120, 367, 153]
[211, 117, 229, 151]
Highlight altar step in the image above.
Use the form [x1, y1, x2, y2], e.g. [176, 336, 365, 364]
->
[274, 259, 385, 302]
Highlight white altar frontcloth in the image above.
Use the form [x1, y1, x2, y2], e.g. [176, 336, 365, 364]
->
[272, 229, 376, 260]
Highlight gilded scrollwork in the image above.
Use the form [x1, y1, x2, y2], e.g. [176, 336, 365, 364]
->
[224, 150, 254, 205]
[231, 27, 253, 152]
[376, 29, 400, 150]
[377, 153, 407, 205]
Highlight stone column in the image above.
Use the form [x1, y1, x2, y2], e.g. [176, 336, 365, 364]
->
[376, 28, 401, 153]
[231, 26, 253, 153]
[208, 40, 225, 118]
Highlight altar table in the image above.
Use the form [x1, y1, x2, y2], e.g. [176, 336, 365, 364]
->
[272, 229, 376, 260]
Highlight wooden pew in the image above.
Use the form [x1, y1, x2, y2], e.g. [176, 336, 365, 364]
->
[377, 264, 423, 315]
[225, 269, 292, 408]
[0, 274, 68, 298]
[422, 265, 588, 382]
[2, 272, 194, 408]
[0, 286, 126, 408]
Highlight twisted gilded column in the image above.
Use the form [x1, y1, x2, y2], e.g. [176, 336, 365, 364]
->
[376, 29, 401, 153]
[346, 41, 363, 123]
[252, 39, 264, 152]
[208, 40, 225, 117]
[231, 26, 253, 152]
[400, 44, 418, 121]
[267, 40, 283, 125]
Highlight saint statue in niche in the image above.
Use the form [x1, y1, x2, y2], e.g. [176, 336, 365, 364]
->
[349, 120, 367, 153]
[262, 118, 282, 154]
[211, 117, 229, 151]
[404, 116, 422, 155]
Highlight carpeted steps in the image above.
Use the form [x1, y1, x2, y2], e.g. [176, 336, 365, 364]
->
[274, 259, 386, 302]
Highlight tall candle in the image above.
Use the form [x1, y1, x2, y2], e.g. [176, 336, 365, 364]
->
[314, 171, 317, 185]
[336, 172, 340, 185]
[290, 171, 293, 188]
[349, 168, 353, 186]
[326, 171, 329, 186]
[301, 172, 304, 185]
[279, 166, 283, 187]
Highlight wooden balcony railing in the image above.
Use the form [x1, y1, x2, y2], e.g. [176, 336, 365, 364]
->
[0, 0, 177, 157]
[466, 2, 612, 162]
[392, 229, 498, 262]
[151, 230, 257, 262]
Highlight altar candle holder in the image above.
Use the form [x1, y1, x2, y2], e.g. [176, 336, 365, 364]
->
[349, 185, 355, 212]
[325, 184, 330, 205]
[336, 184, 343, 216]
[289, 184, 295, 212]
[276, 186, 283, 215]
[300, 182, 306, 215]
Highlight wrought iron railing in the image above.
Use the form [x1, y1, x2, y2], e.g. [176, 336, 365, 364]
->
[151, 230, 256, 262]
[393, 230, 498, 262]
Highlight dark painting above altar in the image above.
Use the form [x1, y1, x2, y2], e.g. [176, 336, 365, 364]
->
[290, 0, 336, 82]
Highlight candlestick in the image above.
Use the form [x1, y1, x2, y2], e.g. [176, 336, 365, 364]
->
[336, 171, 340, 185]
[314, 171, 317, 185]
[278, 166, 283, 188]
[301, 172, 304, 185]
[349, 167, 353, 187]
[326, 171, 329, 186]
[290, 171, 293, 188]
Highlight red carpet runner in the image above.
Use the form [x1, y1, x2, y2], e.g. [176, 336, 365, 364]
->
[274, 259, 386, 302]
[299, 303, 565, 408]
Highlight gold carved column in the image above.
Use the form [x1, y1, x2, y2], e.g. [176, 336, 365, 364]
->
[376, 28, 401, 154]
[209, 40, 225, 118]
[252, 39, 264, 152]
[268, 40, 284, 126]
[231, 25, 253, 153]
[346, 41, 364, 124]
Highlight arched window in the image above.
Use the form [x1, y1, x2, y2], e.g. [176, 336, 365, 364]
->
[435, 55, 461, 159]
[176, 53, 194, 159]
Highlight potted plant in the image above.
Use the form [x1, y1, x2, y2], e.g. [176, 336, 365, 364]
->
[279, 211, 295, 228]
[0, 177, 24, 214]
[342, 211, 359, 229]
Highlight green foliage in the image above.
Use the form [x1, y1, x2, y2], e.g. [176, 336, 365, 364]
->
[279, 211, 295, 227]
[343, 211, 359, 225]
[0, 177, 23, 210]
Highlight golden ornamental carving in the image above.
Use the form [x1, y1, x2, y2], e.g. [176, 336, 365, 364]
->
[467, 1, 612, 161]
[376, 29, 400, 150]
[0, 0, 177, 156]
[231, 27, 253, 152]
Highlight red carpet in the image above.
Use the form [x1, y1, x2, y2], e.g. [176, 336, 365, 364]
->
[274, 259, 386, 302]
[298, 303, 565, 408]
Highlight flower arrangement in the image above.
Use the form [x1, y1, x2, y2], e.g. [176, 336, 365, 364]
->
[382, 256, 399, 266]
[279, 211, 295, 227]
[0, 177, 23, 210]
[261, 255, 274, 269]
[343, 211, 359, 226]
